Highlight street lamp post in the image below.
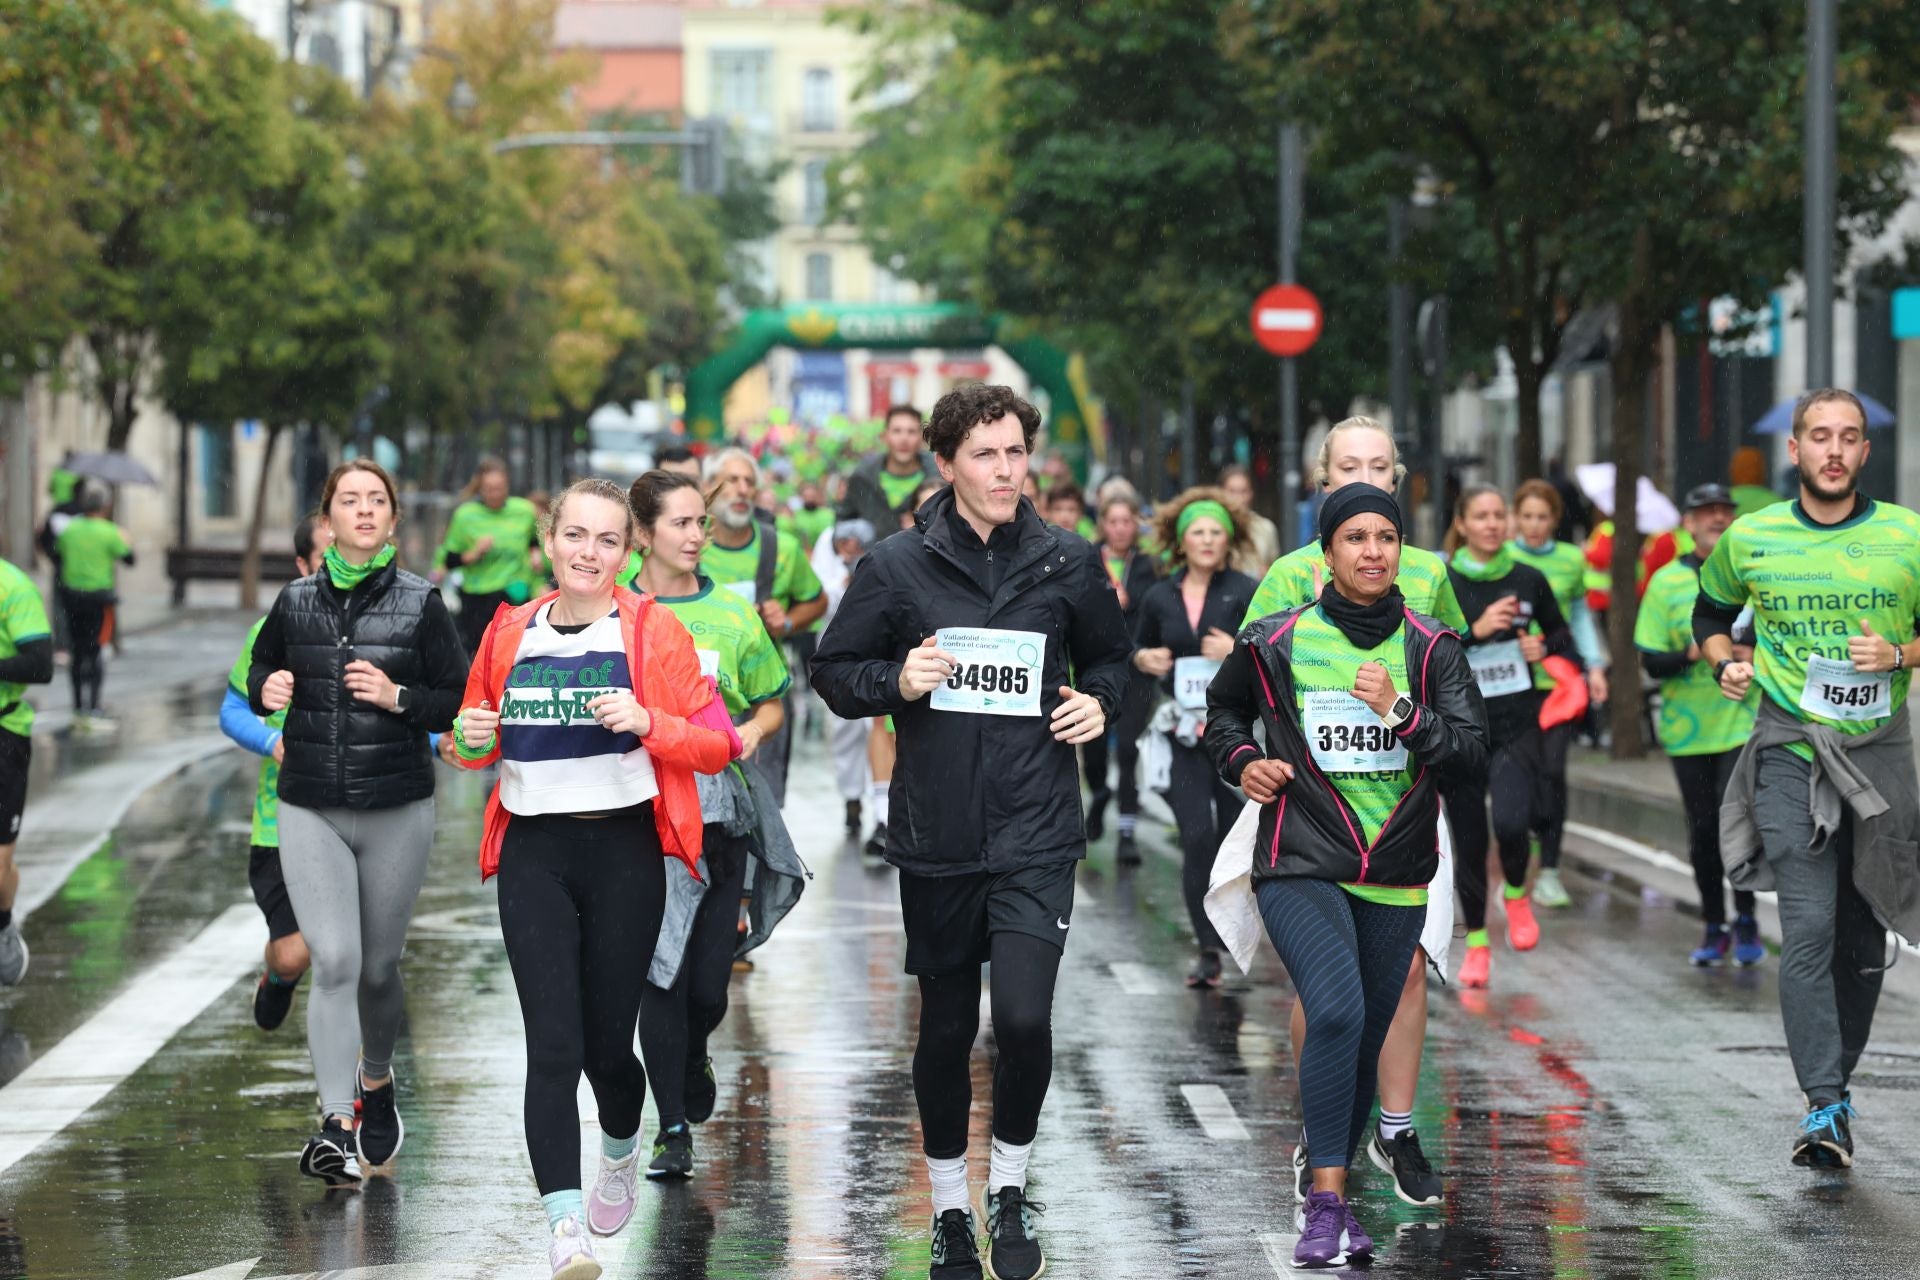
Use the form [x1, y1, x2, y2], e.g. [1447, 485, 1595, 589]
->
[1804, 0, 1837, 389]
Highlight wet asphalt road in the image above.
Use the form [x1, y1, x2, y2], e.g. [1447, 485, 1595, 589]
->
[4, 677, 1920, 1278]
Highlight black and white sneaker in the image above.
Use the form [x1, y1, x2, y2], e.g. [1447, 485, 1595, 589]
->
[864, 821, 890, 861]
[647, 1123, 694, 1180]
[980, 1185, 1045, 1280]
[251, 972, 298, 1031]
[356, 1074, 404, 1168]
[685, 1055, 718, 1125]
[1792, 1097, 1856, 1169]
[845, 799, 863, 837]
[299, 1119, 362, 1187]
[1293, 1136, 1311, 1203]
[929, 1207, 982, 1279]
[1368, 1127, 1443, 1205]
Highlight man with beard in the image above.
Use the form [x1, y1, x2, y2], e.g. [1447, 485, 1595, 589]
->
[703, 447, 826, 805]
[1695, 388, 1920, 1172]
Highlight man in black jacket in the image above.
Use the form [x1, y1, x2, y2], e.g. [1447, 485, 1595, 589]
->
[812, 384, 1130, 1280]
[839, 404, 942, 538]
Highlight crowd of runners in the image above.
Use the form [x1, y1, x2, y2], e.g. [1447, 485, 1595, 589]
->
[0, 384, 1911, 1276]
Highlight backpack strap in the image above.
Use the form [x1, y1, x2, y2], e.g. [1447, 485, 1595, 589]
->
[753, 515, 779, 606]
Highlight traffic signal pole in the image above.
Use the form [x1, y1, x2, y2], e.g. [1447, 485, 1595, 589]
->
[1277, 123, 1304, 549]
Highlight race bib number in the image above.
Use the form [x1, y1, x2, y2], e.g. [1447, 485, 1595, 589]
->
[1799, 653, 1891, 723]
[1173, 656, 1221, 711]
[721, 581, 757, 604]
[695, 648, 721, 680]
[928, 628, 1045, 717]
[1469, 639, 1532, 698]
[1301, 690, 1406, 773]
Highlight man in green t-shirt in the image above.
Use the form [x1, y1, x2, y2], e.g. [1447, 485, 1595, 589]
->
[1694, 389, 1920, 1171]
[839, 405, 940, 539]
[0, 556, 53, 985]
[53, 490, 132, 727]
[439, 457, 542, 656]
[704, 448, 826, 805]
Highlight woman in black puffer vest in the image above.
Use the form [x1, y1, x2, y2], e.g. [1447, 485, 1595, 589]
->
[247, 459, 466, 1187]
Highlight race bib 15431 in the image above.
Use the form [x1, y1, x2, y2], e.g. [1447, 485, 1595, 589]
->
[928, 628, 1045, 717]
[1799, 653, 1891, 723]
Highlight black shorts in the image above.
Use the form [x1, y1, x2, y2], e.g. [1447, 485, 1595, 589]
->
[247, 844, 301, 941]
[899, 860, 1077, 976]
[0, 728, 28, 845]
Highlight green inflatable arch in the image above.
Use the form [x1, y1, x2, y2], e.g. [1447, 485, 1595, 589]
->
[684, 304, 1097, 476]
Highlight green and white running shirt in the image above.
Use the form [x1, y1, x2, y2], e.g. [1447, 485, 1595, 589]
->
[55, 516, 129, 593]
[1697, 499, 1920, 755]
[700, 523, 823, 612]
[228, 618, 286, 848]
[0, 558, 51, 737]
[1635, 558, 1757, 757]
[1509, 538, 1586, 619]
[1289, 608, 1426, 906]
[1244, 541, 1467, 634]
[441, 496, 540, 596]
[653, 575, 791, 720]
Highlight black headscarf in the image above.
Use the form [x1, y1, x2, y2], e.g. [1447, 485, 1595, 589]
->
[1316, 484, 1406, 649]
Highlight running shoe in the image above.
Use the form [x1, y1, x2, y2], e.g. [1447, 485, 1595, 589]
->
[1689, 925, 1732, 968]
[1505, 893, 1540, 951]
[647, 1123, 693, 1180]
[929, 1207, 983, 1279]
[586, 1150, 639, 1237]
[1368, 1126, 1443, 1205]
[1342, 1201, 1375, 1264]
[0, 922, 28, 987]
[1733, 914, 1766, 966]
[845, 799, 862, 837]
[299, 1119, 362, 1187]
[356, 1074, 404, 1168]
[1185, 950, 1223, 990]
[1294, 1190, 1349, 1268]
[548, 1214, 602, 1280]
[980, 1184, 1046, 1280]
[1293, 1136, 1311, 1203]
[1115, 831, 1140, 866]
[1457, 944, 1491, 989]
[685, 1055, 718, 1124]
[252, 972, 297, 1031]
[82, 712, 117, 733]
[1533, 867, 1572, 909]
[1084, 788, 1111, 843]
[864, 821, 889, 861]
[1792, 1097, 1856, 1169]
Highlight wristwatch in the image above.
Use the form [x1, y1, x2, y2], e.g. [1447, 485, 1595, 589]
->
[1381, 694, 1415, 730]
[1714, 658, 1735, 683]
[391, 685, 410, 714]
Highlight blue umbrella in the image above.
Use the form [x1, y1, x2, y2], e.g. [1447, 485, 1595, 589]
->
[1751, 392, 1896, 434]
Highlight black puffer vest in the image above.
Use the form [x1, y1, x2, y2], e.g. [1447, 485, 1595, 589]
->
[275, 562, 441, 810]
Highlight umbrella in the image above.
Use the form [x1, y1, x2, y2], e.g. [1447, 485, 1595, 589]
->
[62, 451, 159, 487]
[1574, 462, 1680, 534]
[1750, 392, 1896, 435]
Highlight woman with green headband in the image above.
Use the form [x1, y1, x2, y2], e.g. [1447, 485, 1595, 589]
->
[1134, 488, 1258, 988]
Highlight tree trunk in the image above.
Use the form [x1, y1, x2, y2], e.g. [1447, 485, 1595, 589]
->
[1514, 354, 1545, 483]
[1512, 223, 1543, 479]
[238, 422, 286, 612]
[1606, 229, 1655, 760]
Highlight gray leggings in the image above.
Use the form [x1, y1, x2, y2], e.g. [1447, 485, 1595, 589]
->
[278, 799, 435, 1120]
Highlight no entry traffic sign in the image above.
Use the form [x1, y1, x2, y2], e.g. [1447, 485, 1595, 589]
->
[1250, 283, 1323, 357]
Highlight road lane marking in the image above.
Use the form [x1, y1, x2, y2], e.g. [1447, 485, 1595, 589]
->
[1180, 1083, 1250, 1140]
[1108, 961, 1163, 995]
[169, 1243, 637, 1280]
[0, 903, 261, 1175]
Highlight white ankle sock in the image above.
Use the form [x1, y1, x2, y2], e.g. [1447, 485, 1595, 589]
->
[927, 1154, 969, 1214]
[870, 780, 890, 826]
[988, 1136, 1032, 1193]
[1378, 1109, 1412, 1141]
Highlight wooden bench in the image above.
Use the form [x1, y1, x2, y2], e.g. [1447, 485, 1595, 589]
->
[166, 546, 302, 605]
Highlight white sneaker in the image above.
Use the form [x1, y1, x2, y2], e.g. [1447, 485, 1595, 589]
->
[586, 1150, 639, 1236]
[1533, 867, 1572, 909]
[548, 1215, 602, 1280]
[0, 923, 27, 986]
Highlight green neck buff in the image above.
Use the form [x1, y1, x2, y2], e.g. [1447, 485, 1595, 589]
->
[325, 542, 396, 591]
[1176, 499, 1236, 542]
[1449, 544, 1515, 581]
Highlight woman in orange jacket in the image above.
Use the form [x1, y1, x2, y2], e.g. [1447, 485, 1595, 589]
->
[452, 476, 734, 1280]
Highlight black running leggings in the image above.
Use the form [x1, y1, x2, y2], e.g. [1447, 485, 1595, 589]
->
[1670, 748, 1756, 927]
[914, 931, 1062, 1159]
[64, 594, 107, 712]
[498, 806, 666, 1196]
[1081, 675, 1150, 818]
[1448, 725, 1542, 932]
[639, 827, 750, 1129]
[1167, 739, 1236, 951]
[1533, 720, 1573, 870]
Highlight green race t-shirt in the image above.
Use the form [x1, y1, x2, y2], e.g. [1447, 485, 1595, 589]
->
[1634, 558, 1757, 756]
[1290, 607, 1427, 905]
[228, 617, 285, 847]
[1244, 541, 1467, 634]
[700, 524, 823, 612]
[55, 516, 129, 593]
[654, 575, 791, 719]
[791, 505, 835, 553]
[1697, 498, 1920, 757]
[1509, 538, 1587, 619]
[876, 467, 926, 513]
[441, 496, 540, 596]
[0, 558, 51, 737]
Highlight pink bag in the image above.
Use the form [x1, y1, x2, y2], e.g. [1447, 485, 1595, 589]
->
[689, 677, 744, 761]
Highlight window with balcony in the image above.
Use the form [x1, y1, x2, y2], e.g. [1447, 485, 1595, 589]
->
[802, 160, 829, 225]
[711, 50, 772, 132]
[802, 67, 836, 132]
